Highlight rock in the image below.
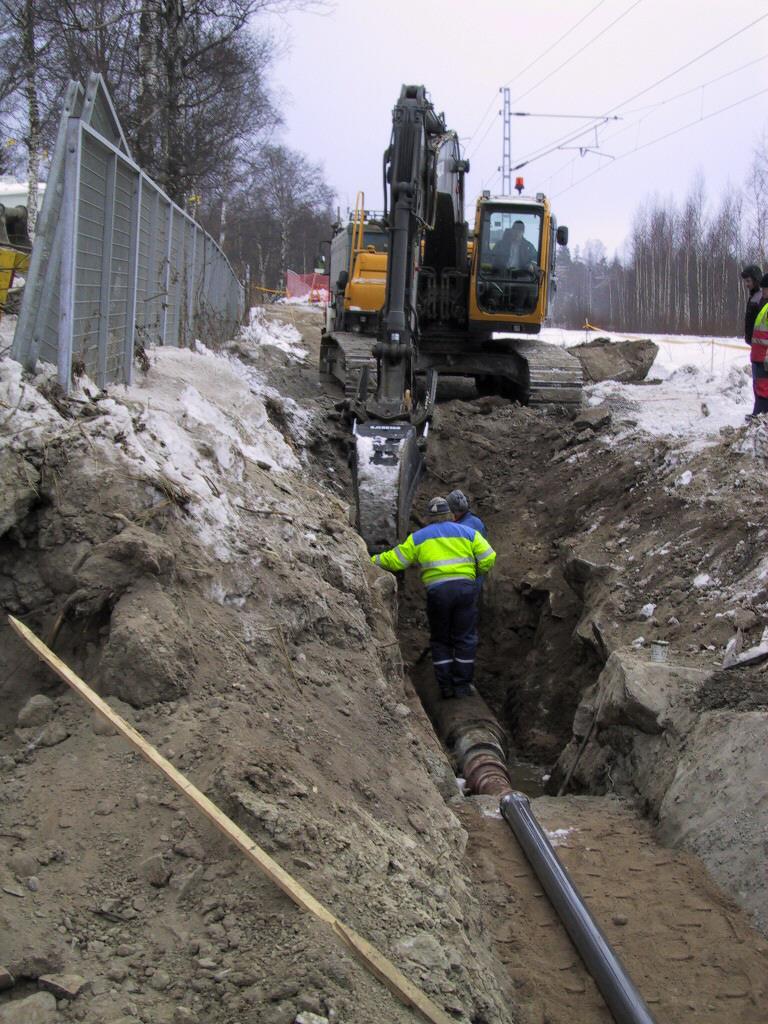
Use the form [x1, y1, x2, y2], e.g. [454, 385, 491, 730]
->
[570, 337, 658, 384]
[595, 652, 710, 735]
[612, 914, 628, 926]
[17, 696, 55, 729]
[139, 854, 170, 887]
[173, 835, 205, 861]
[27, 876, 39, 892]
[149, 970, 170, 991]
[106, 965, 126, 982]
[0, 991, 57, 1023]
[268, 979, 300, 1002]
[99, 580, 192, 707]
[38, 973, 89, 999]
[394, 932, 449, 971]
[295, 1014, 329, 1024]
[658, 710, 768, 929]
[573, 405, 612, 431]
[173, 1010, 198, 1024]
[0, 967, 14, 991]
[0, 451, 40, 538]
[91, 711, 118, 737]
[37, 720, 69, 747]
[8, 851, 38, 879]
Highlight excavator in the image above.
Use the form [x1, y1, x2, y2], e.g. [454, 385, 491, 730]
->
[320, 85, 582, 551]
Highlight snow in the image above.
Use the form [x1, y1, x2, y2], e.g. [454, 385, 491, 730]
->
[509, 326, 754, 446]
[1, 313, 312, 565]
[545, 827, 574, 847]
[240, 307, 307, 362]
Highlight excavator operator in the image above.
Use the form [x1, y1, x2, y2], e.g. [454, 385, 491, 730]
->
[371, 496, 496, 699]
[492, 220, 537, 273]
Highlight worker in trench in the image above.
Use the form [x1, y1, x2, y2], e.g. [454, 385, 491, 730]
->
[371, 496, 496, 699]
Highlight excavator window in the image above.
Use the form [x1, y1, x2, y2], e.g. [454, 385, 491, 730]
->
[476, 206, 543, 315]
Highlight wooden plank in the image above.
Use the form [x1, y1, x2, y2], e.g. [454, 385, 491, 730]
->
[7, 615, 456, 1024]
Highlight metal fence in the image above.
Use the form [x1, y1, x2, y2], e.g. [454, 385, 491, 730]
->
[12, 73, 244, 392]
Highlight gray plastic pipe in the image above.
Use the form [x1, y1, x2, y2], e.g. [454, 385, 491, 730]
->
[500, 791, 657, 1024]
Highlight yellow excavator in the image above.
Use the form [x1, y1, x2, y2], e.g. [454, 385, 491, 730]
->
[0, 204, 32, 314]
[320, 85, 582, 549]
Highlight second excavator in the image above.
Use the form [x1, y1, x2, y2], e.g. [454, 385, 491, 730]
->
[320, 85, 582, 551]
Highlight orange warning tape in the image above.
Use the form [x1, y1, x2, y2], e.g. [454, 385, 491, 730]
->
[581, 321, 746, 352]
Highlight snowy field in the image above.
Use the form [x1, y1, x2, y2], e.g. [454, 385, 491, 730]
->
[538, 326, 753, 444]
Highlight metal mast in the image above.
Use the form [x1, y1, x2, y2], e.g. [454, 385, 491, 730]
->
[500, 87, 512, 195]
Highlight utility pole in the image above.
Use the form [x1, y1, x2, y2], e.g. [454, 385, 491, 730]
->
[500, 87, 511, 196]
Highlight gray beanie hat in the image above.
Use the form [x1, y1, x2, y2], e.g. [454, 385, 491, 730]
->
[426, 495, 450, 516]
[446, 489, 469, 514]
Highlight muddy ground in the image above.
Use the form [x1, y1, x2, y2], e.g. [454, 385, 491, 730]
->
[1, 305, 766, 1024]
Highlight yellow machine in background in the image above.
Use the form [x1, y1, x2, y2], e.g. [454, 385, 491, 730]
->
[0, 203, 32, 314]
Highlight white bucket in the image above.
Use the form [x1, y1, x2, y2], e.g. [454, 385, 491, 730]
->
[650, 640, 669, 663]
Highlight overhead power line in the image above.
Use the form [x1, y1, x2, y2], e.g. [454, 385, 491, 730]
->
[553, 85, 768, 198]
[513, 0, 646, 105]
[464, 0, 610, 149]
[603, 10, 768, 115]
[543, 47, 768, 188]
[502, 0, 610, 92]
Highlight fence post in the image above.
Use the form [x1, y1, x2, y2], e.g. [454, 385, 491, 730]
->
[160, 202, 172, 345]
[96, 150, 117, 389]
[57, 117, 82, 391]
[187, 225, 197, 347]
[123, 171, 142, 385]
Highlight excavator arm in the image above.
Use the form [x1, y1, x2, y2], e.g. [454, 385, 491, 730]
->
[350, 86, 468, 551]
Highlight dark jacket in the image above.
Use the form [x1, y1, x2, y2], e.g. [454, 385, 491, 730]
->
[745, 286, 762, 343]
[492, 230, 538, 271]
[456, 510, 487, 538]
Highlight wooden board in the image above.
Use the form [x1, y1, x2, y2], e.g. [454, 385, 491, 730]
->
[8, 615, 456, 1024]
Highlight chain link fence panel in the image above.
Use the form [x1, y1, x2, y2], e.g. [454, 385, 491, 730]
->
[12, 73, 244, 392]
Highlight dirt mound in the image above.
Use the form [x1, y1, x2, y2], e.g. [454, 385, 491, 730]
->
[0, 324, 517, 1024]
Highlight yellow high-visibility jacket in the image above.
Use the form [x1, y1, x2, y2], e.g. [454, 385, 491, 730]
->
[372, 522, 496, 588]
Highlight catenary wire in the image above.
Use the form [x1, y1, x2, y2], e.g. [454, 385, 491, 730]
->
[542, 48, 768, 187]
[552, 85, 768, 197]
[464, 0, 610, 149]
[513, 0, 646, 105]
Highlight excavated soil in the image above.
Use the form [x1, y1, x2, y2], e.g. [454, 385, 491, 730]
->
[1, 305, 767, 1024]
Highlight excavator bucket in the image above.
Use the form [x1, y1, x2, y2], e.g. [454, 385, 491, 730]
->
[353, 422, 424, 550]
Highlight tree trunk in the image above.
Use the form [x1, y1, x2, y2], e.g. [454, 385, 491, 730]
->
[21, 0, 41, 239]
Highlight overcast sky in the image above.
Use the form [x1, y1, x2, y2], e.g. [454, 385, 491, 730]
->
[265, 0, 767, 259]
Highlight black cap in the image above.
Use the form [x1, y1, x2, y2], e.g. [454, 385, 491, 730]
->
[742, 264, 762, 281]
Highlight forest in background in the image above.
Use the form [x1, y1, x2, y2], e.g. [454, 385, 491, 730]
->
[553, 139, 768, 335]
[0, 0, 334, 294]
[0, 1, 766, 332]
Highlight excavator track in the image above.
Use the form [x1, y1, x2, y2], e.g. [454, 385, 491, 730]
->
[319, 330, 377, 402]
[512, 339, 584, 405]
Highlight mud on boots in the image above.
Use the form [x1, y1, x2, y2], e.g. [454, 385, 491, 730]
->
[371, 495, 496, 698]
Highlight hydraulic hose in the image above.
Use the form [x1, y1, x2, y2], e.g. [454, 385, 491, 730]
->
[413, 672, 657, 1024]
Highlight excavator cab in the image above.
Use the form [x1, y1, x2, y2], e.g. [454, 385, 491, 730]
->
[469, 193, 563, 333]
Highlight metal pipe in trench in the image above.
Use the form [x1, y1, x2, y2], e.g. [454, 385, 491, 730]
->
[414, 673, 657, 1024]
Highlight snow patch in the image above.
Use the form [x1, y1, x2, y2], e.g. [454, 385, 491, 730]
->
[240, 307, 307, 362]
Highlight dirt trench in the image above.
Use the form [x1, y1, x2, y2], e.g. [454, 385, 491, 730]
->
[1, 305, 766, 1024]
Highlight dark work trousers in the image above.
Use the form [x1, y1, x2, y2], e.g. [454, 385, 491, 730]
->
[426, 579, 479, 697]
[752, 362, 768, 415]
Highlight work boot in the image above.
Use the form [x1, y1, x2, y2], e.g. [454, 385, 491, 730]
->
[454, 685, 472, 698]
[439, 685, 455, 700]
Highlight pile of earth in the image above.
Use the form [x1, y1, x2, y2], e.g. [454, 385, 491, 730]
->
[0, 318, 519, 1024]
